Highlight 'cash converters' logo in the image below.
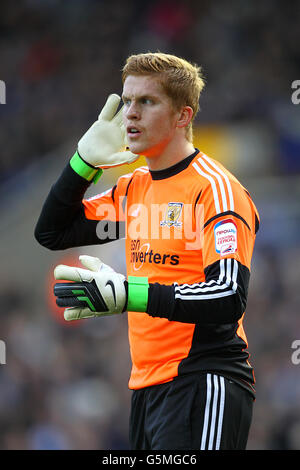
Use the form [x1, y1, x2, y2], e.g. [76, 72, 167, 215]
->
[130, 239, 179, 271]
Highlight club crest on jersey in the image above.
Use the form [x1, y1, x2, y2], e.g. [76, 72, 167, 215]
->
[214, 218, 237, 256]
[160, 202, 183, 228]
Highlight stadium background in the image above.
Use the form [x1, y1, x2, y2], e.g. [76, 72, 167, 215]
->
[0, 0, 299, 450]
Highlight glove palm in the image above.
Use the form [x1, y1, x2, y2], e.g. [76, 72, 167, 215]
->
[78, 94, 138, 169]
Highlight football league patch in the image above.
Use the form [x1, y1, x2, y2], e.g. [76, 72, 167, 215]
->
[214, 218, 237, 256]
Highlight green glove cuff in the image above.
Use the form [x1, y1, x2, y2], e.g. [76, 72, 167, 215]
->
[70, 151, 103, 184]
[127, 276, 149, 312]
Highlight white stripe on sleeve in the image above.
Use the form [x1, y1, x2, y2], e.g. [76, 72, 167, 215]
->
[174, 259, 238, 301]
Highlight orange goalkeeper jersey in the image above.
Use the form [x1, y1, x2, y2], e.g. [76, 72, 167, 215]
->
[83, 149, 260, 393]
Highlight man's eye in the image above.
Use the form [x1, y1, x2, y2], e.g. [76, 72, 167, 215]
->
[142, 98, 152, 104]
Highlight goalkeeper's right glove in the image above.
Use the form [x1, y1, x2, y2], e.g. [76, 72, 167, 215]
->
[70, 94, 139, 182]
[53, 255, 149, 321]
[53, 255, 127, 321]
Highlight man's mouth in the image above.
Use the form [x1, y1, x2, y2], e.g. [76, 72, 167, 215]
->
[127, 126, 142, 137]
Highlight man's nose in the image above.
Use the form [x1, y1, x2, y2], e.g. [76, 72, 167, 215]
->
[125, 102, 140, 120]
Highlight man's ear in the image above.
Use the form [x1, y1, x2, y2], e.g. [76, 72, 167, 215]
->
[176, 106, 194, 129]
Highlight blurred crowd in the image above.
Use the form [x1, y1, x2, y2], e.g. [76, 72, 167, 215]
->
[0, 277, 132, 449]
[0, 0, 300, 450]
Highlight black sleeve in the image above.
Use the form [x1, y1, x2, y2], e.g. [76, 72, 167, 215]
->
[34, 162, 123, 250]
[146, 258, 250, 325]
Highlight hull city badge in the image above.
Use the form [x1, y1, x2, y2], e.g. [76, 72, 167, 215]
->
[160, 202, 183, 228]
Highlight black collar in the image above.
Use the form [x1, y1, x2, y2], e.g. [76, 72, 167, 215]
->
[149, 148, 199, 180]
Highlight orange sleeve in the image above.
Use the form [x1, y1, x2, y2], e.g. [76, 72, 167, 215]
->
[82, 172, 133, 222]
[200, 179, 257, 272]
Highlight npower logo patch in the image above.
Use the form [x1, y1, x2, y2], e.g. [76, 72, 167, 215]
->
[214, 218, 237, 256]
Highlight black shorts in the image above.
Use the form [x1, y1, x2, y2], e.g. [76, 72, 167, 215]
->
[129, 372, 253, 450]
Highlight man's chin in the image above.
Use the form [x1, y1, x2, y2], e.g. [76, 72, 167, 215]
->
[128, 144, 150, 157]
[128, 143, 161, 159]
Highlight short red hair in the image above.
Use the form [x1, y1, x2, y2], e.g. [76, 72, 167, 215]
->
[122, 52, 205, 142]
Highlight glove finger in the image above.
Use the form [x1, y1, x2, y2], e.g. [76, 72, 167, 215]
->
[56, 295, 86, 309]
[64, 307, 95, 322]
[118, 151, 139, 165]
[54, 264, 93, 282]
[126, 151, 140, 164]
[79, 255, 103, 272]
[79, 254, 114, 274]
[112, 106, 124, 127]
[123, 125, 129, 146]
[98, 94, 121, 121]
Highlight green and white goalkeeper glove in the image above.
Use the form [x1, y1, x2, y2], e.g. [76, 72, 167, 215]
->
[54, 255, 149, 321]
[69, 94, 138, 183]
[54, 255, 127, 321]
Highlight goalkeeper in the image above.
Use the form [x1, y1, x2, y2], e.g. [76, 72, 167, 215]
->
[35, 52, 260, 450]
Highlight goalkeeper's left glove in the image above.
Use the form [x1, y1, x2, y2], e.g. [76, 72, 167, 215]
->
[53, 255, 149, 321]
[77, 94, 138, 169]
